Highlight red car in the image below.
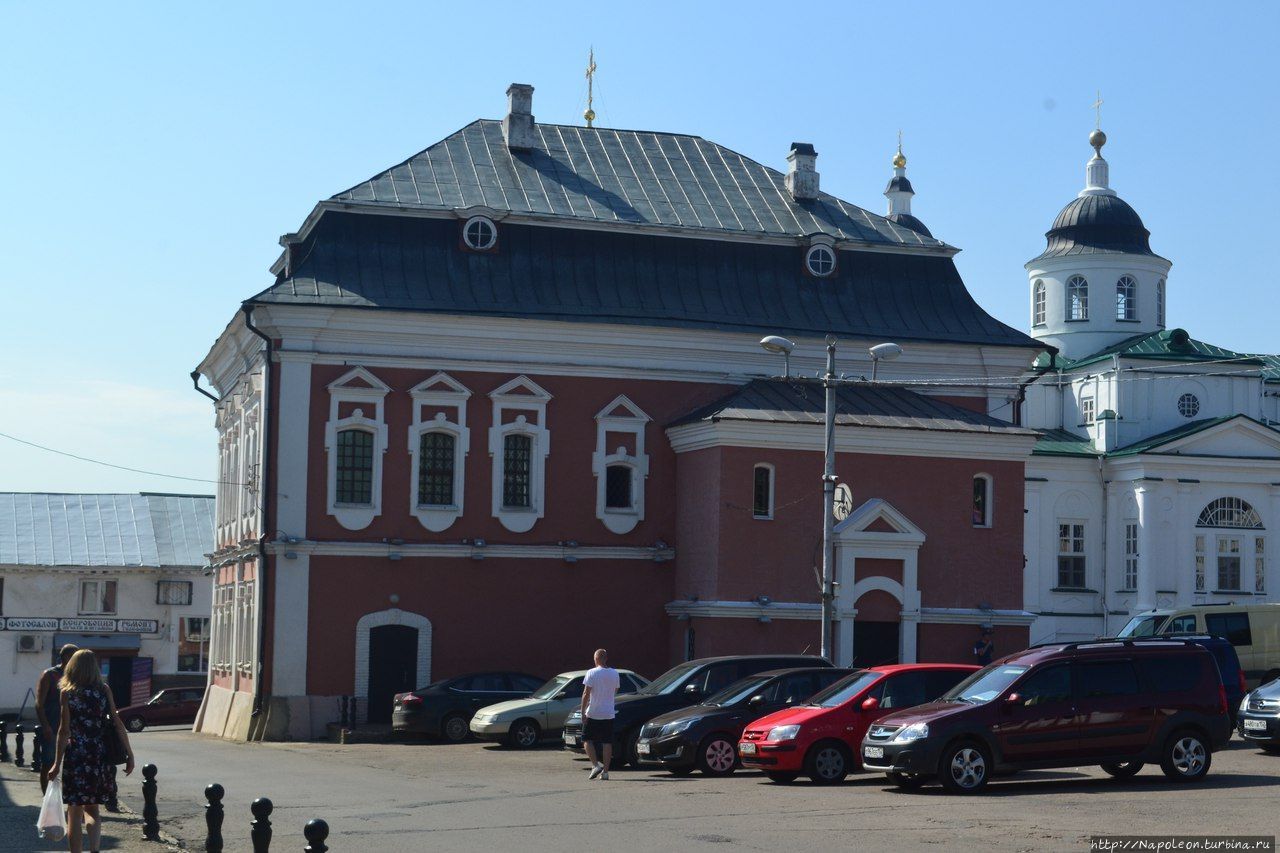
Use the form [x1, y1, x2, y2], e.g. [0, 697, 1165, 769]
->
[118, 687, 206, 732]
[739, 663, 977, 784]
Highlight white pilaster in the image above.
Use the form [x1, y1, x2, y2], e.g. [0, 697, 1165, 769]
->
[1135, 485, 1158, 611]
[271, 354, 312, 696]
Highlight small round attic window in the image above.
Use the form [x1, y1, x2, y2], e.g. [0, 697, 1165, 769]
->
[805, 245, 836, 277]
[462, 216, 497, 251]
[1177, 393, 1200, 418]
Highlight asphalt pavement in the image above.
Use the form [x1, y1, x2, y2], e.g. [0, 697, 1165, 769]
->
[107, 729, 1280, 852]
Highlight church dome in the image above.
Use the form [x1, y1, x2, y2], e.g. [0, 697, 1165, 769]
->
[887, 212, 933, 238]
[1032, 192, 1153, 261]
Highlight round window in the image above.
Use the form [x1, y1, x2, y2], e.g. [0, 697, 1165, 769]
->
[805, 245, 836, 277]
[1177, 393, 1200, 418]
[462, 216, 497, 251]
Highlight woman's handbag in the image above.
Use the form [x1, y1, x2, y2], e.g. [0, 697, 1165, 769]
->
[103, 714, 128, 765]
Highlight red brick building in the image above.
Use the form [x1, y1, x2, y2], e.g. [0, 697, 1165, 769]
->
[194, 84, 1042, 740]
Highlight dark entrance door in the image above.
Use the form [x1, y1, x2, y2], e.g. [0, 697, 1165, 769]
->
[105, 656, 134, 709]
[368, 625, 418, 724]
[852, 621, 900, 667]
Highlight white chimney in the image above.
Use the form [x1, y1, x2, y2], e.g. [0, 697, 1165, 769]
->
[785, 142, 819, 200]
[503, 83, 535, 150]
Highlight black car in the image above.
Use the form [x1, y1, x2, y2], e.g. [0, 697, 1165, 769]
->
[393, 671, 544, 742]
[637, 667, 853, 776]
[562, 654, 830, 766]
[1238, 674, 1280, 750]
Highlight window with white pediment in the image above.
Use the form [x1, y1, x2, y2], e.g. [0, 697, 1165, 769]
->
[488, 376, 552, 533]
[592, 396, 651, 534]
[324, 367, 390, 530]
[407, 373, 471, 532]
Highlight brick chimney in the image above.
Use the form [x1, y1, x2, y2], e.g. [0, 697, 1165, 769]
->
[785, 142, 819, 200]
[503, 83, 535, 150]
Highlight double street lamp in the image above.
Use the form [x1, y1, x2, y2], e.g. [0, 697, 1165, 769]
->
[759, 334, 902, 663]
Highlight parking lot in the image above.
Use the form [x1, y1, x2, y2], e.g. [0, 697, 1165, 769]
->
[119, 731, 1279, 851]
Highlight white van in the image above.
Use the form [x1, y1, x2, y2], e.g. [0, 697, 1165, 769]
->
[1118, 604, 1280, 687]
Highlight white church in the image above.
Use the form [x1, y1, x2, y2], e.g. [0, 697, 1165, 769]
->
[1017, 129, 1280, 642]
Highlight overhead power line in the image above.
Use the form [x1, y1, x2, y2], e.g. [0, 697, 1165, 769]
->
[0, 429, 241, 486]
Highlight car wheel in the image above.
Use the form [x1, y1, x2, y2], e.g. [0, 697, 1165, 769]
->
[508, 719, 540, 749]
[616, 730, 640, 769]
[1100, 761, 1143, 778]
[938, 740, 990, 795]
[441, 714, 470, 744]
[804, 741, 850, 785]
[887, 771, 928, 790]
[1160, 730, 1211, 782]
[764, 771, 799, 784]
[1260, 744, 1280, 755]
[696, 735, 738, 777]
[125, 717, 145, 733]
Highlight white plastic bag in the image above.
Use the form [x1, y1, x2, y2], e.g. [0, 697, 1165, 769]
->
[37, 777, 67, 841]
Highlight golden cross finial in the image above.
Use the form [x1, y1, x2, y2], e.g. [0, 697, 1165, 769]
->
[584, 48, 598, 128]
[897, 129, 902, 153]
[1093, 90, 1103, 129]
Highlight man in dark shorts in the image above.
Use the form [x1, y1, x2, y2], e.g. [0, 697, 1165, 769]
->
[36, 643, 78, 793]
[581, 648, 620, 781]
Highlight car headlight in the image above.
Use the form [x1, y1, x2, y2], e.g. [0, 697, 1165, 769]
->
[567, 710, 582, 723]
[1240, 694, 1252, 716]
[767, 725, 801, 741]
[891, 723, 929, 743]
[660, 719, 694, 736]
[473, 713, 494, 724]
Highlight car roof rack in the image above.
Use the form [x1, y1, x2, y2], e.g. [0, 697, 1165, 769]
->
[1025, 637, 1201, 652]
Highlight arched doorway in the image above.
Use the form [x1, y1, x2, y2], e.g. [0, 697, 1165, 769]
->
[853, 589, 901, 667]
[354, 609, 433, 724]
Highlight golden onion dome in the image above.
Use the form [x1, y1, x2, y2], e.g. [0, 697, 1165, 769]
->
[892, 149, 907, 169]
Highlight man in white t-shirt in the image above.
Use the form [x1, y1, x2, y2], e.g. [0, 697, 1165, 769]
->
[581, 648, 621, 781]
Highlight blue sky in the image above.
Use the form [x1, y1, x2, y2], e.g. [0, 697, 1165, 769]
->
[1, 1, 1276, 493]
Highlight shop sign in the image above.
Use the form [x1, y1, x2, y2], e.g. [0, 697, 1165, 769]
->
[1, 617, 59, 631]
[0, 617, 160, 634]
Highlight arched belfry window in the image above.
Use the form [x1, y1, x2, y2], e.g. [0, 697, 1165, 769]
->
[972, 474, 993, 528]
[1157, 278, 1166, 327]
[1067, 275, 1089, 321]
[1197, 498, 1264, 530]
[1115, 275, 1137, 321]
[1032, 280, 1046, 327]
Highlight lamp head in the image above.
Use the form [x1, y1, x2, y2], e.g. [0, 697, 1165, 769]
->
[759, 335, 796, 355]
[869, 342, 903, 362]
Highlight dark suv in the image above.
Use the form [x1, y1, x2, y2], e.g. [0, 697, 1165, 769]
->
[562, 654, 829, 766]
[392, 671, 544, 741]
[861, 639, 1232, 794]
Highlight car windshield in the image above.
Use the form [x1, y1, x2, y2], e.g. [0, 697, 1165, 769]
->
[531, 676, 571, 700]
[805, 671, 878, 708]
[1117, 614, 1169, 638]
[640, 662, 701, 695]
[149, 691, 166, 704]
[942, 665, 1029, 704]
[704, 676, 772, 707]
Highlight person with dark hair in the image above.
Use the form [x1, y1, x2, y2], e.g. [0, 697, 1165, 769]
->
[36, 643, 78, 793]
[972, 628, 995, 665]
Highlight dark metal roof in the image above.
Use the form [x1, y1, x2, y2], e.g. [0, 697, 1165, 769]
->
[1030, 193, 1157, 262]
[256, 213, 1040, 349]
[884, 175, 914, 194]
[887, 212, 933, 238]
[329, 120, 948, 250]
[669, 378, 1039, 435]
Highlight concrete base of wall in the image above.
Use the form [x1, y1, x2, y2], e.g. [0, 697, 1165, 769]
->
[195, 686, 340, 741]
[194, 684, 255, 741]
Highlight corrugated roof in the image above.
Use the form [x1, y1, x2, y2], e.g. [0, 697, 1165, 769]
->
[0, 493, 214, 568]
[330, 120, 949, 249]
[255, 214, 1041, 349]
[670, 379, 1039, 435]
[1062, 329, 1267, 371]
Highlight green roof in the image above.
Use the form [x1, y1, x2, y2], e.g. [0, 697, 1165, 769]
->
[1062, 329, 1266, 371]
[1032, 428, 1099, 457]
[1033, 414, 1280, 459]
[1108, 415, 1240, 457]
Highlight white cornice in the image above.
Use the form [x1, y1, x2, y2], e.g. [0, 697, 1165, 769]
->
[264, 540, 674, 562]
[661, 600, 1037, 626]
[665, 420, 1039, 461]
[918, 607, 1037, 626]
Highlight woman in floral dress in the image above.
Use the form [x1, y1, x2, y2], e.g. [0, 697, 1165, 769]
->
[48, 649, 136, 853]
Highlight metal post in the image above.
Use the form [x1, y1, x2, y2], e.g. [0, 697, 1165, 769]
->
[30, 724, 43, 774]
[250, 797, 273, 852]
[142, 764, 160, 841]
[304, 818, 330, 852]
[0, 719, 8, 762]
[14, 722, 25, 767]
[205, 783, 225, 852]
[820, 335, 838, 663]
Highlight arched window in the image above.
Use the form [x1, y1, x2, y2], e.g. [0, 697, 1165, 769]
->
[1156, 278, 1166, 326]
[502, 433, 533, 508]
[1196, 498, 1265, 594]
[1197, 498, 1264, 529]
[753, 464, 774, 519]
[417, 432, 456, 507]
[1066, 275, 1089, 321]
[972, 474, 993, 527]
[336, 428, 374, 505]
[1115, 275, 1137, 321]
[1032, 280, 1046, 326]
[605, 464, 634, 509]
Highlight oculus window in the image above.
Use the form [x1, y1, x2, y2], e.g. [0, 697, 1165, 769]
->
[462, 216, 497, 251]
[805, 245, 836, 277]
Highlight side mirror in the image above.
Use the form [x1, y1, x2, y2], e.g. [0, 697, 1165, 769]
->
[1003, 693, 1025, 708]
[860, 696, 879, 712]
[747, 694, 765, 707]
[684, 683, 702, 696]
[552, 691, 568, 700]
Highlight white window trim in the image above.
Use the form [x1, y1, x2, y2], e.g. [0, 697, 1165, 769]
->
[805, 243, 836, 277]
[1080, 395, 1096, 426]
[324, 367, 390, 531]
[407, 373, 471, 532]
[592, 395, 651, 534]
[489, 376, 552, 533]
[753, 463, 775, 520]
[1056, 520, 1088, 589]
[1032, 279, 1046, 327]
[462, 215, 497, 251]
[79, 578, 119, 615]
[1066, 275, 1089, 321]
[972, 473, 993, 528]
[1123, 522, 1139, 592]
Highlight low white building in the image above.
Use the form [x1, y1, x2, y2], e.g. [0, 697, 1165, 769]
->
[1020, 130, 1280, 646]
[0, 493, 214, 717]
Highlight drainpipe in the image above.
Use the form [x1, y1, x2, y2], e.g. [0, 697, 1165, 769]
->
[241, 304, 274, 722]
[191, 371, 218, 403]
[188, 371, 220, 732]
[1097, 456, 1109, 636]
[1013, 350, 1056, 427]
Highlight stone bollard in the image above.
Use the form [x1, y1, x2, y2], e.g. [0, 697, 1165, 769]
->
[142, 764, 160, 841]
[30, 724, 43, 774]
[0, 719, 8, 762]
[251, 797, 273, 853]
[204, 783, 225, 852]
[303, 818, 329, 852]
[349, 697, 358, 731]
[14, 722, 25, 767]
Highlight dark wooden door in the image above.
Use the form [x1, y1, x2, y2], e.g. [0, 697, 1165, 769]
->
[368, 625, 418, 724]
[852, 621, 900, 667]
[105, 656, 134, 709]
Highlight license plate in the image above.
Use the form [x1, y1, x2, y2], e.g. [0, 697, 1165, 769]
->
[864, 746, 884, 759]
[1244, 718, 1267, 731]
[563, 733, 577, 745]
[637, 740, 650, 755]
[740, 742, 757, 755]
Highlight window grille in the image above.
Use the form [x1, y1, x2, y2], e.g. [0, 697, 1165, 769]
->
[1032, 280, 1046, 326]
[605, 465, 633, 509]
[1057, 522, 1086, 588]
[417, 432, 456, 506]
[1217, 537, 1242, 591]
[156, 580, 193, 605]
[1256, 537, 1266, 593]
[1067, 275, 1089, 320]
[1115, 275, 1137, 320]
[1123, 523, 1138, 591]
[1195, 535, 1206, 592]
[1197, 498, 1264, 529]
[1177, 393, 1200, 418]
[503, 434, 533, 508]
[336, 428, 374, 504]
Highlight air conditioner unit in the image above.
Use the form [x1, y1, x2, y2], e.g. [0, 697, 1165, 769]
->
[17, 634, 45, 653]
